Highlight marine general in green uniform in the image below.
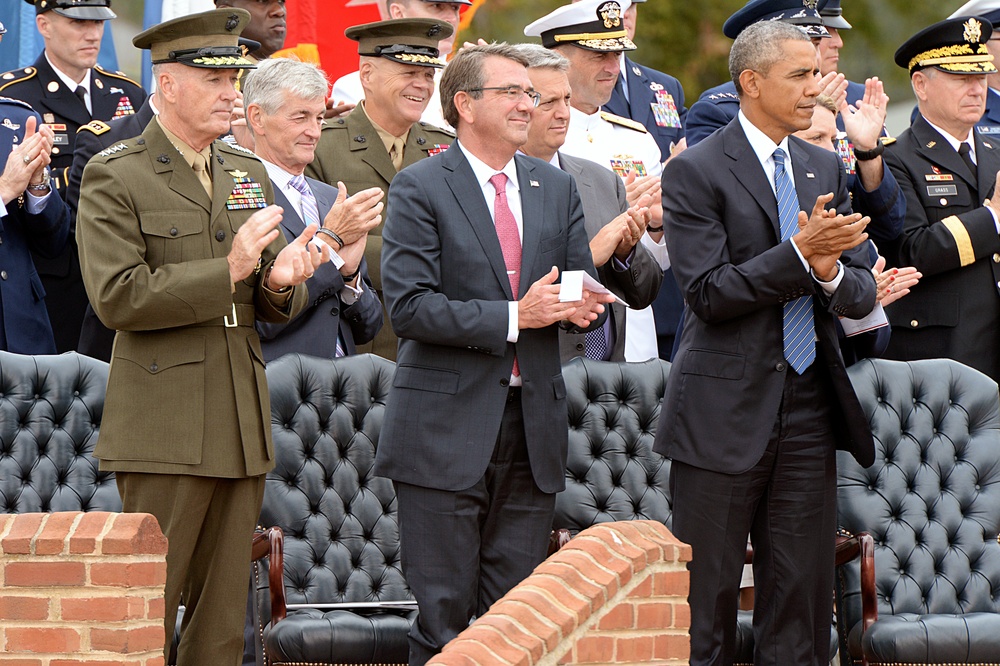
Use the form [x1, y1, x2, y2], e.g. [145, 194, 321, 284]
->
[306, 18, 455, 360]
[76, 9, 326, 665]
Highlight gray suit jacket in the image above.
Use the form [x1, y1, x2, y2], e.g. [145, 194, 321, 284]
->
[374, 145, 604, 494]
[256, 177, 382, 361]
[557, 153, 662, 362]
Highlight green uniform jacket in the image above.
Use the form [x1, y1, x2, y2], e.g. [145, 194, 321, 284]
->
[77, 121, 307, 478]
[305, 105, 453, 359]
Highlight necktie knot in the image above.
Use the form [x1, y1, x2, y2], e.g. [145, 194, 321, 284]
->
[773, 147, 787, 168]
[489, 172, 508, 194]
[74, 85, 87, 102]
[289, 174, 310, 196]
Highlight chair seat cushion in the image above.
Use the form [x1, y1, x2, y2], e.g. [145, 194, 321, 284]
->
[265, 608, 415, 664]
[848, 612, 1000, 663]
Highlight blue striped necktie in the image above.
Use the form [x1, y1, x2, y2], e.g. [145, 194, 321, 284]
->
[773, 148, 816, 374]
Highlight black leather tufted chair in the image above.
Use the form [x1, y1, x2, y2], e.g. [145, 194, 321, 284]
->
[837, 358, 1000, 666]
[0, 351, 119, 513]
[256, 353, 413, 666]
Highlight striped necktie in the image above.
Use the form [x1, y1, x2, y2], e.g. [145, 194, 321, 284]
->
[289, 174, 345, 358]
[773, 148, 816, 374]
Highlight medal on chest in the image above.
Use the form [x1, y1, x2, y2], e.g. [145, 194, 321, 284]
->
[226, 170, 267, 210]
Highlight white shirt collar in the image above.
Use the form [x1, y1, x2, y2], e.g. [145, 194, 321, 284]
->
[923, 116, 976, 160]
[45, 52, 91, 96]
[260, 159, 297, 193]
[738, 110, 792, 170]
[456, 139, 520, 193]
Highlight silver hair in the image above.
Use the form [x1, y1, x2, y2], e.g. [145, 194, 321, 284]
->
[511, 43, 569, 72]
[440, 42, 530, 129]
[242, 58, 329, 117]
[729, 21, 812, 96]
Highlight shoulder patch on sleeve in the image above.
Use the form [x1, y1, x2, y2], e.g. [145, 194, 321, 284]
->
[600, 111, 648, 133]
[78, 120, 111, 136]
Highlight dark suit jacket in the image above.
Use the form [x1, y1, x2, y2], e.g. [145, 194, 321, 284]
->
[257, 177, 382, 360]
[374, 146, 605, 494]
[654, 119, 876, 473]
[557, 152, 661, 361]
[603, 56, 686, 159]
[0, 99, 70, 354]
[882, 115, 1000, 383]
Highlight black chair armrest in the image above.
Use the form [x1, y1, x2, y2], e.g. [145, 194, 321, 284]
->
[252, 527, 286, 625]
[858, 533, 877, 636]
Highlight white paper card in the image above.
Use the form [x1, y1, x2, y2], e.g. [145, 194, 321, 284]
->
[840, 303, 889, 337]
[559, 270, 627, 306]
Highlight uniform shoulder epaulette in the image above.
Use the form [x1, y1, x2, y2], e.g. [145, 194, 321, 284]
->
[94, 64, 142, 89]
[0, 95, 34, 111]
[95, 141, 135, 160]
[0, 67, 37, 92]
[879, 136, 897, 146]
[218, 139, 258, 157]
[78, 120, 111, 136]
[418, 121, 456, 138]
[600, 111, 648, 134]
[322, 117, 350, 130]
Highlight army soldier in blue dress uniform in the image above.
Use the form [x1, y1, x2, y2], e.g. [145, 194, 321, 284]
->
[0, 0, 146, 353]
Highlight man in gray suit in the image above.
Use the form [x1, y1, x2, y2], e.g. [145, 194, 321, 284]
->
[242, 58, 384, 360]
[515, 44, 661, 361]
[374, 43, 614, 665]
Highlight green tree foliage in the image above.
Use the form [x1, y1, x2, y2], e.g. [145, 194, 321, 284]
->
[463, 0, 957, 104]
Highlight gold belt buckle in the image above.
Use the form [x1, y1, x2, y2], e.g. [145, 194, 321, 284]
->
[224, 302, 238, 328]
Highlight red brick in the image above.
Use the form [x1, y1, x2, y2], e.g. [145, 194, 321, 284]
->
[615, 634, 655, 661]
[654, 632, 691, 660]
[34, 512, 80, 556]
[61, 596, 129, 622]
[627, 575, 653, 598]
[653, 570, 690, 597]
[90, 561, 167, 588]
[574, 635, 615, 664]
[51, 661, 139, 666]
[69, 511, 114, 555]
[5, 561, 86, 587]
[597, 603, 633, 630]
[91, 625, 164, 653]
[584, 526, 652, 570]
[564, 537, 635, 589]
[552, 550, 620, 597]
[449, 625, 530, 666]
[5, 626, 81, 653]
[425, 653, 480, 666]
[673, 601, 690, 628]
[522, 577, 591, 624]
[0, 514, 44, 555]
[635, 600, 674, 629]
[0, 658, 44, 666]
[472, 614, 546, 663]
[147, 596, 165, 620]
[0, 596, 49, 621]
[103, 514, 167, 556]
[144, 658, 165, 666]
[442, 639, 512, 665]
[492, 601, 559, 646]
[501, 588, 575, 637]
[533, 564, 607, 611]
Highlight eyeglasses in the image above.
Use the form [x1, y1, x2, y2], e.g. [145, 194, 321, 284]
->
[467, 86, 542, 107]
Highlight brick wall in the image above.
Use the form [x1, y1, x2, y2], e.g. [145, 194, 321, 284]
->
[429, 520, 691, 666]
[0, 512, 167, 666]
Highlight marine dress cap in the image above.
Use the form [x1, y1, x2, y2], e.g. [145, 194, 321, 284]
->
[25, 0, 115, 21]
[723, 0, 829, 40]
[818, 0, 851, 30]
[133, 8, 256, 70]
[524, 0, 636, 52]
[895, 16, 996, 75]
[950, 0, 1000, 25]
[346, 18, 453, 68]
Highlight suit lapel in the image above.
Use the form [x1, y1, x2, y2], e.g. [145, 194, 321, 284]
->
[723, 121, 781, 239]
[625, 58, 651, 127]
[789, 138, 824, 226]
[35, 54, 90, 125]
[90, 71, 123, 121]
[912, 115, 978, 190]
[144, 121, 211, 212]
[515, 156, 542, 297]
[442, 147, 513, 298]
[272, 186, 304, 238]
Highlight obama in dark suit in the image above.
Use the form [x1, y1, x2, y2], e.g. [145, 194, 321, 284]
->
[374, 43, 613, 666]
[655, 21, 876, 666]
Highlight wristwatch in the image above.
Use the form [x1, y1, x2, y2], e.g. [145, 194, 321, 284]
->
[26, 167, 51, 192]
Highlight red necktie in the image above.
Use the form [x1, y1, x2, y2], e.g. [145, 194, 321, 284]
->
[489, 173, 522, 376]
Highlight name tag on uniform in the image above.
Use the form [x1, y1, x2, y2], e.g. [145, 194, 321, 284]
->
[927, 184, 958, 197]
[52, 133, 69, 146]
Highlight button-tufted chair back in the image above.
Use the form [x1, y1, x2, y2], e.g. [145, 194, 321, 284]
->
[556, 357, 672, 534]
[837, 358, 1000, 665]
[0, 351, 119, 513]
[258, 353, 412, 665]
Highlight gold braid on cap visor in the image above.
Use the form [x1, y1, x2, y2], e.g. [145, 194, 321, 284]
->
[909, 43, 995, 72]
